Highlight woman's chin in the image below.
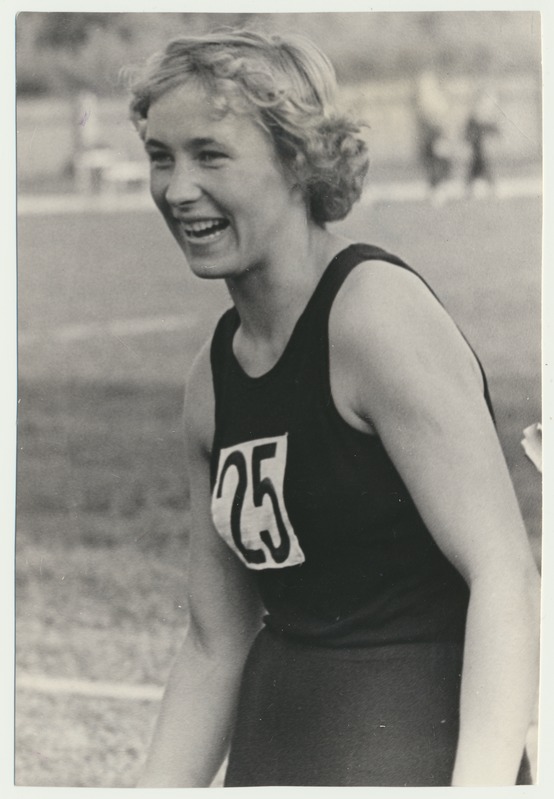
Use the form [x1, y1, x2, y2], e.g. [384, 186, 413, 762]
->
[182, 251, 239, 280]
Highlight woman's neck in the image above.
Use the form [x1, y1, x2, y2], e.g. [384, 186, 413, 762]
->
[227, 225, 350, 376]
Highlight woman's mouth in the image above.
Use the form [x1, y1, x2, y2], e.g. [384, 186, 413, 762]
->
[180, 219, 230, 242]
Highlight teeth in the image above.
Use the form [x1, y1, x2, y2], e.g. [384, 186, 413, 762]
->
[185, 220, 219, 232]
[181, 219, 228, 239]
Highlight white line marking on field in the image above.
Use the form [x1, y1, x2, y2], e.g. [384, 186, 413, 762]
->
[17, 176, 542, 217]
[19, 313, 200, 345]
[17, 672, 163, 702]
[15, 669, 538, 782]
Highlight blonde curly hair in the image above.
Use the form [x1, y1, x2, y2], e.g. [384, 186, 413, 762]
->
[128, 29, 369, 225]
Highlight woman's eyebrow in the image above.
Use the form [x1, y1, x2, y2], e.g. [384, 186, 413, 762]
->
[145, 135, 225, 150]
[190, 137, 222, 147]
[144, 137, 168, 149]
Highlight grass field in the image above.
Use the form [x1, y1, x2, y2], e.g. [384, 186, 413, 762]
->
[15, 189, 542, 786]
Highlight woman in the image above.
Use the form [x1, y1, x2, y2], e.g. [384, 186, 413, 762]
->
[128, 29, 540, 787]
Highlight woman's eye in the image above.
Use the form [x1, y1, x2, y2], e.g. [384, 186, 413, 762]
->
[147, 151, 173, 167]
[199, 150, 227, 164]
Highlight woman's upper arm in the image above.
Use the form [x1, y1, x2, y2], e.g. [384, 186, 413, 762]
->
[330, 261, 536, 584]
[183, 341, 264, 652]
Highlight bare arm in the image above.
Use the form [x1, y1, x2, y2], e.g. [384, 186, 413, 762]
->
[330, 262, 540, 786]
[138, 342, 264, 787]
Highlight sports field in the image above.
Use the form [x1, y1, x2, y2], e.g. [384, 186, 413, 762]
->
[15, 185, 542, 786]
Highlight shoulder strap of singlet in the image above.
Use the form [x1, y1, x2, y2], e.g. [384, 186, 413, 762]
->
[210, 306, 237, 374]
[210, 306, 239, 425]
[313, 243, 495, 418]
[316, 242, 442, 307]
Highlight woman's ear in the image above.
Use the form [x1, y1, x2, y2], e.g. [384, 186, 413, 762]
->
[283, 154, 308, 205]
[272, 139, 310, 213]
[288, 179, 310, 219]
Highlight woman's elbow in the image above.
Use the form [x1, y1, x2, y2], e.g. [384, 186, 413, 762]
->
[521, 565, 541, 638]
[187, 606, 261, 668]
[469, 560, 541, 635]
[508, 559, 541, 624]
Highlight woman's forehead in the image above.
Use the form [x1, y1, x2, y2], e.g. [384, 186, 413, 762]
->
[148, 81, 256, 132]
[154, 75, 258, 118]
[146, 81, 269, 148]
[149, 80, 220, 117]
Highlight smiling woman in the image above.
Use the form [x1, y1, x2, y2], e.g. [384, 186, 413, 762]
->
[125, 28, 540, 788]
[128, 29, 369, 223]
[141, 81, 307, 281]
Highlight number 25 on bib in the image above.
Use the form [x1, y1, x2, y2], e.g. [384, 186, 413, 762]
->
[211, 434, 306, 570]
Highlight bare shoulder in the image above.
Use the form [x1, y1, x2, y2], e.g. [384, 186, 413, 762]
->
[328, 259, 485, 431]
[330, 258, 481, 380]
[333, 258, 450, 336]
[184, 338, 215, 459]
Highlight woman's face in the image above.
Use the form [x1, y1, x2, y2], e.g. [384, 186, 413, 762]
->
[145, 81, 303, 280]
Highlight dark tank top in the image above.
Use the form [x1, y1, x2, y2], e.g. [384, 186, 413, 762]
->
[209, 243, 492, 648]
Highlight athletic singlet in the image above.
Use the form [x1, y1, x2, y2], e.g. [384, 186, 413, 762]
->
[209, 243, 493, 648]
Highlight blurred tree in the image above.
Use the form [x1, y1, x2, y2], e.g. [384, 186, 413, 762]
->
[35, 13, 132, 50]
[16, 11, 541, 98]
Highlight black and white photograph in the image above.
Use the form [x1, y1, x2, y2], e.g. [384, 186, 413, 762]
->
[5, 1, 549, 793]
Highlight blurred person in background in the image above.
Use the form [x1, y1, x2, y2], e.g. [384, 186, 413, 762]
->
[464, 84, 501, 198]
[414, 69, 456, 204]
[127, 28, 539, 787]
[71, 90, 117, 194]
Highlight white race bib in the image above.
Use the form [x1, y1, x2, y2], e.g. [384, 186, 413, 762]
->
[211, 434, 305, 570]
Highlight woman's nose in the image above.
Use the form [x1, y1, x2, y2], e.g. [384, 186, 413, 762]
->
[165, 161, 203, 207]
